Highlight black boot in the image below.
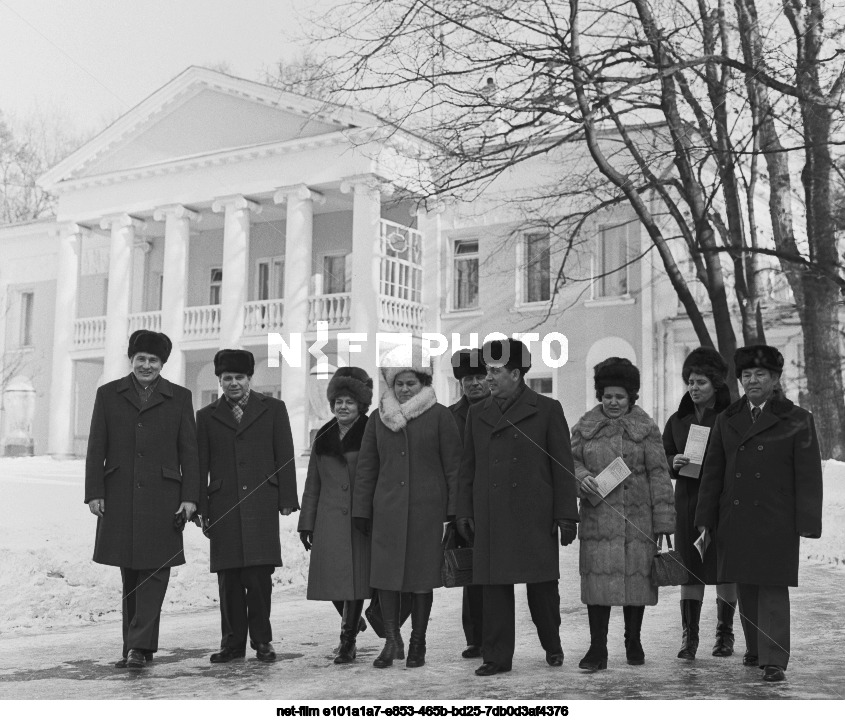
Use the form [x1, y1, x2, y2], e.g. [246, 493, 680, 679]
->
[712, 598, 737, 657]
[578, 605, 610, 671]
[406, 592, 433, 668]
[373, 590, 405, 668]
[623, 605, 645, 665]
[334, 600, 364, 664]
[677, 599, 702, 660]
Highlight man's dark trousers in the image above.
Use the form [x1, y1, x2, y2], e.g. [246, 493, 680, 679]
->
[217, 565, 274, 650]
[482, 580, 561, 666]
[120, 567, 171, 656]
[738, 583, 790, 669]
[463, 585, 484, 647]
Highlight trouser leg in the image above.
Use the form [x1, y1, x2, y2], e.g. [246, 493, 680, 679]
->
[737, 583, 759, 659]
[333, 601, 344, 617]
[123, 567, 170, 653]
[757, 585, 790, 669]
[462, 585, 484, 647]
[526, 580, 562, 653]
[481, 584, 515, 668]
[218, 568, 248, 651]
[120, 568, 138, 658]
[242, 565, 274, 646]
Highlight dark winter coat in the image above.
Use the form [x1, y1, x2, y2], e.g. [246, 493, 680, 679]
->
[456, 386, 579, 586]
[449, 395, 471, 443]
[572, 404, 675, 606]
[352, 386, 462, 592]
[695, 394, 823, 587]
[197, 392, 299, 573]
[299, 414, 372, 601]
[84, 374, 200, 569]
[662, 387, 731, 585]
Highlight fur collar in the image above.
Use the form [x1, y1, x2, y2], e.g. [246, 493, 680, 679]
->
[724, 391, 794, 418]
[675, 385, 732, 418]
[379, 385, 437, 432]
[575, 403, 656, 443]
[312, 413, 368, 460]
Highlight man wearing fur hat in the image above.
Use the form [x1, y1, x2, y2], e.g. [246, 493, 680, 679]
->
[85, 330, 200, 669]
[197, 349, 299, 664]
[696, 344, 823, 682]
[456, 338, 579, 676]
[449, 349, 490, 659]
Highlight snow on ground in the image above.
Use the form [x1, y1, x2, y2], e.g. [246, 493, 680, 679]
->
[0, 455, 842, 637]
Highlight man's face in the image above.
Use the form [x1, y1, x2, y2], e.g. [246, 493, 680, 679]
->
[461, 373, 490, 402]
[741, 367, 778, 405]
[486, 365, 520, 399]
[220, 373, 251, 401]
[131, 353, 162, 386]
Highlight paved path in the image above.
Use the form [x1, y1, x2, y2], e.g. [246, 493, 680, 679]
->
[1, 552, 843, 701]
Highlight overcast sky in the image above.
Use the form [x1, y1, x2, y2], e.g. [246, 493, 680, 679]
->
[0, 0, 326, 133]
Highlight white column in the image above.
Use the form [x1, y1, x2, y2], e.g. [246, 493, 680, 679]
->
[101, 214, 145, 382]
[341, 176, 381, 382]
[274, 184, 322, 452]
[212, 195, 261, 348]
[130, 239, 151, 314]
[154, 205, 200, 385]
[48, 223, 86, 457]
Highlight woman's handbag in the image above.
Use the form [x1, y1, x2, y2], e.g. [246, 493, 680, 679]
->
[651, 534, 689, 586]
[441, 521, 474, 588]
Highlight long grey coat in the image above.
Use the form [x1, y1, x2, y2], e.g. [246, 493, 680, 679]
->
[571, 404, 675, 606]
[197, 392, 299, 573]
[695, 394, 823, 587]
[352, 387, 462, 592]
[84, 374, 200, 569]
[299, 415, 372, 601]
[456, 386, 579, 585]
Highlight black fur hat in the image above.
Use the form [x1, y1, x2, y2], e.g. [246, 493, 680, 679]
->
[682, 347, 729, 387]
[451, 349, 487, 380]
[213, 349, 255, 376]
[127, 330, 172, 363]
[594, 357, 640, 401]
[734, 345, 784, 377]
[482, 338, 531, 377]
[327, 367, 373, 411]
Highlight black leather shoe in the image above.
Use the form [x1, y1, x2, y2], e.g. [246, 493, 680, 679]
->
[763, 665, 785, 682]
[116, 651, 153, 668]
[462, 645, 482, 659]
[210, 647, 246, 663]
[126, 649, 146, 669]
[255, 642, 276, 662]
[546, 651, 564, 666]
[743, 652, 759, 667]
[474, 661, 512, 676]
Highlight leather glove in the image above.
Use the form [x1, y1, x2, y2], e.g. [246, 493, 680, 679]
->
[352, 517, 371, 537]
[554, 519, 577, 546]
[456, 517, 475, 545]
[190, 510, 202, 528]
[299, 530, 313, 551]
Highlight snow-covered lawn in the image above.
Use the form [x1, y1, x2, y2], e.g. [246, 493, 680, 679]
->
[0, 455, 841, 636]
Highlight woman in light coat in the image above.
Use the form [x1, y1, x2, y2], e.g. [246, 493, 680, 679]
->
[299, 367, 373, 664]
[571, 358, 675, 671]
[352, 346, 462, 669]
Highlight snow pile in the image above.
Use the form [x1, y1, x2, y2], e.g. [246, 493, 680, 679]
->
[802, 459, 845, 571]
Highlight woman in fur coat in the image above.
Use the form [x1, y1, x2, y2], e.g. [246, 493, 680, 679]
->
[298, 367, 374, 664]
[662, 347, 737, 661]
[571, 358, 675, 671]
[352, 346, 462, 669]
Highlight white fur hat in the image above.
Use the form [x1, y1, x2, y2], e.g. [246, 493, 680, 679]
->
[379, 342, 434, 388]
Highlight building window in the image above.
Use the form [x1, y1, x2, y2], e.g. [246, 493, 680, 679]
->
[323, 253, 350, 294]
[525, 232, 551, 303]
[595, 223, 629, 298]
[528, 376, 553, 397]
[453, 239, 479, 309]
[19, 291, 34, 347]
[257, 256, 285, 300]
[209, 267, 223, 305]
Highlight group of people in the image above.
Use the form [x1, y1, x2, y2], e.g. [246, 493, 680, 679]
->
[85, 330, 823, 684]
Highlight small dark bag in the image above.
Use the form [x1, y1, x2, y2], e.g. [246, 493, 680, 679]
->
[441, 521, 474, 588]
[651, 534, 689, 586]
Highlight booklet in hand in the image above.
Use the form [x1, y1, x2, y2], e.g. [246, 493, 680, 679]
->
[678, 424, 711, 478]
[586, 457, 632, 507]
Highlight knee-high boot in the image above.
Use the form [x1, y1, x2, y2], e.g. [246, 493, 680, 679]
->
[406, 592, 433, 668]
[712, 598, 737, 657]
[578, 605, 610, 671]
[334, 600, 364, 664]
[623, 605, 645, 665]
[677, 599, 702, 660]
[373, 590, 405, 668]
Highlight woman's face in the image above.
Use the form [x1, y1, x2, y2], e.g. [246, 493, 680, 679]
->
[394, 371, 423, 404]
[687, 372, 715, 406]
[333, 394, 360, 426]
[601, 386, 630, 418]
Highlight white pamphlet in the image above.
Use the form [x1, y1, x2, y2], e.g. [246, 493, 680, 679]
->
[586, 457, 632, 506]
[694, 528, 711, 562]
[679, 424, 711, 479]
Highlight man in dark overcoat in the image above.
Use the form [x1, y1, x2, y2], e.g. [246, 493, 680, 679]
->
[695, 345, 823, 683]
[85, 330, 200, 669]
[456, 338, 579, 676]
[448, 348, 490, 660]
[197, 350, 299, 663]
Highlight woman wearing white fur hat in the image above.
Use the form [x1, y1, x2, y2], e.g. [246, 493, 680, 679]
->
[352, 345, 463, 669]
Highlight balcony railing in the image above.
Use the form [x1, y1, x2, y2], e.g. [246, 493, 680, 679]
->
[307, 293, 351, 330]
[73, 316, 107, 349]
[244, 299, 284, 335]
[379, 295, 425, 333]
[183, 305, 220, 340]
[128, 311, 162, 335]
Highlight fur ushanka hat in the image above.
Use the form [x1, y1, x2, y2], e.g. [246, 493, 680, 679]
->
[734, 344, 784, 377]
[482, 338, 532, 377]
[594, 357, 640, 402]
[379, 343, 434, 388]
[127, 330, 172, 363]
[327, 367, 374, 412]
[451, 349, 487, 380]
[682, 346, 729, 387]
[213, 349, 255, 376]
